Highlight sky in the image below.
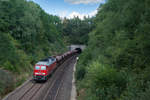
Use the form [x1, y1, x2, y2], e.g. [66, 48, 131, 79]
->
[29, 0, 105, 19]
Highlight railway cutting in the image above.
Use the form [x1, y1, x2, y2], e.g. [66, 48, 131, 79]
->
[3, 50, 79, 100]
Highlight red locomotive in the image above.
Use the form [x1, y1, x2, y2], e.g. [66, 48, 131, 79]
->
[33, 49, 81, 81]
[33, 57, 56, 81]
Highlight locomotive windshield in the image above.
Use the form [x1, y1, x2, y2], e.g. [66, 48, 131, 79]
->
[35, 66, 40, 70]
[41, 66, 46, 70]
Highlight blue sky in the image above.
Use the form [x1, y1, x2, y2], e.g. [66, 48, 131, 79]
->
[29, 0, 105, 19]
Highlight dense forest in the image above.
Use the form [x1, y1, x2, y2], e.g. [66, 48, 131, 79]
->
[76, 0, 150, 100]
[0, 0, 93, 98]
[62, 17, 94, 44]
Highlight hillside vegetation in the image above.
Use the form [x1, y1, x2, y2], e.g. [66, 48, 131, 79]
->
[76, 0, 150, 100]
[0, 0, 65, 97]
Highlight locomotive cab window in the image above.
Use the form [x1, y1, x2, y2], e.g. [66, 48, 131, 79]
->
[35, 66, 40, 70]
[41, 66, 46, 70]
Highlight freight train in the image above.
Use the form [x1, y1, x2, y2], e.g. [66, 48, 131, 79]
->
[33, 49, 79, 81]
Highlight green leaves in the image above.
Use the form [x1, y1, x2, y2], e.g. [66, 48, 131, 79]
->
[0, 0, 67, 97]
[0, 0, 67, 74]
[62, 17, 94, 44]
[76, 0, 150, 99]
[0, 0, 66, 65]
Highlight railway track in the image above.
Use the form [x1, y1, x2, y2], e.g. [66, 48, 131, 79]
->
[19, 83, 43, 100]
[43, 57, 74, 100]
[54, 58, 76, 100]
[3, 79, 44, 100]
[3, 55, 77, 100]
[55, 59, 76, 100]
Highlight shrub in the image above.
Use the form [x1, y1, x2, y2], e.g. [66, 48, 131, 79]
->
[78, 60, 127, 100]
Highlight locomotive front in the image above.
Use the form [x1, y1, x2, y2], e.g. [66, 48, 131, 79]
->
[33, 57, 57, 81]
[33, 61, 48, 81]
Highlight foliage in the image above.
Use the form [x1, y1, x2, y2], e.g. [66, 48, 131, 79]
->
[0, 0, 66, 97]
[0, 0, 65, 72]
[62, 17, 94, 44]
[77, 60, 127, 100]
[76, 0, 150, 99]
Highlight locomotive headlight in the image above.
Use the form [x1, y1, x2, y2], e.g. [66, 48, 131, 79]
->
[35, 72, 39, 75]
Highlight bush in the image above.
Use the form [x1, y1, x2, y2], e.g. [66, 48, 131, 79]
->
[120, 76, 150, 100]
[77, 60, 127, 100]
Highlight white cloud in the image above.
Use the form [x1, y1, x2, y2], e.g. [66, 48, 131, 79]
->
[89, 10, 97, 17]
[64, 0, 104, 4]
[67, 10, 97, 20]
[68, 12, 85, 19]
